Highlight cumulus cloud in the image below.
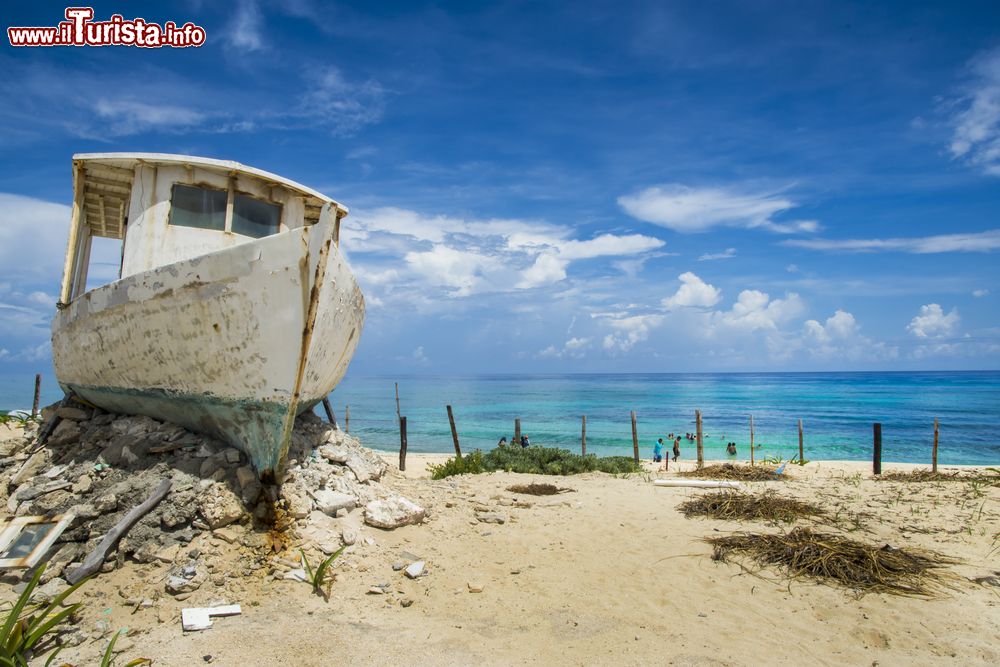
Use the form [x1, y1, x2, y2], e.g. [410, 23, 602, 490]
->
[617, 184, 818, 234]
[783, 229, 1000, 253]
[538, 336, 592, 359]
[345, 206, 664, 298]
[597, 314, 664, 352]
[711, 290, 805, 332]
[801, 310, 897, 362]
[661, 272, 721, 310]
[949, 47, 1000, 175]
[907, 304, 960, 339]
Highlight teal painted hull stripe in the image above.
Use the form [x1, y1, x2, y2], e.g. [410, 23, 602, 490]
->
[65, 384, 293, 477]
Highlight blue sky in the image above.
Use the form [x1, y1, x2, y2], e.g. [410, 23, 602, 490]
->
[1, 0, 998, 378]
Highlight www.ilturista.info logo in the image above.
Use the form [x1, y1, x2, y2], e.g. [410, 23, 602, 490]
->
[8, 7, 206, 48]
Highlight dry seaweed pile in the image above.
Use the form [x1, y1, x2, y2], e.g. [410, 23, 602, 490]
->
[678, 491, 822, 523]
[677, 464, 786, 482]
[878, 469, 1000, 486]
[707, 527, 959, 596]
[506, 483, 574, 496]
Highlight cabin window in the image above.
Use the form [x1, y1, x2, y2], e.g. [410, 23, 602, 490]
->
[232, 193, 282, 238]
[170, 184, 226, 231]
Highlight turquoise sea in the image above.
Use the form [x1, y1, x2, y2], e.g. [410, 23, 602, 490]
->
[4, 371, 999, 465]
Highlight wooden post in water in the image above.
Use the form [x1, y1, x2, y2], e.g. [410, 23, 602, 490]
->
[873, 423, 882, 475]
[447, 405, 462, 458]
[630, 410, 639, 463]
[321, 398, 339, 429]
[514, 418, 521, 445]
[932, 418, 939, 474]
[749, 415, 755, 466]
[345, 405, 350, 434]
[798, 418, 804, 464]
[581, 415, 587, 456]
[695, 410, 704, 469]
[398, 416, 408, 472]
[31, 374, 41, 418]
[394, 382, 401, 424]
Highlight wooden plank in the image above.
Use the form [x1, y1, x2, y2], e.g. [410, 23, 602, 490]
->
[631, 410, 639, 463]
[873, 423, 882, 476]
[59, 163, 85, 305]
[66, 479, 171, 584]
[798, 418, 804, 464]
[447, 405, 461, 458]
[749, 415, 755, 466]
[696, 410, 704, 469]
[31, 374, 40, 418]
[322, 397, 338, 429]
[514, 418, 521, 445]
[399, 416, 408, 472]
[581, 415, 587, 457]
[932, 418, 939, 474]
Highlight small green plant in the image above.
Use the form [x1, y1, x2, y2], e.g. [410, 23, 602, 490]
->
[299, 546, 347, 601]
[0, 564, 87, 666]
[429, 446, 642, 479]
[762, 455, 784, 465]
[99, 630, 151, 667]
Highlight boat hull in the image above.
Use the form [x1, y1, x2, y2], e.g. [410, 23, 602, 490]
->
[51, 218, 364, 479]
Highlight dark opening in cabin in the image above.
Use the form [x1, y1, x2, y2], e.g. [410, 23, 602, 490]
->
[170, 184, 226, 231]
[233, 193, 281, 238]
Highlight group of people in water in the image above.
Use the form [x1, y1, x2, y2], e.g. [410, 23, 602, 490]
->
[497, 435, 531, 448]
[652, 432, 738, 465]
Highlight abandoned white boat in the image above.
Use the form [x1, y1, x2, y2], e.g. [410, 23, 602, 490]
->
[51, 153, 365, 481]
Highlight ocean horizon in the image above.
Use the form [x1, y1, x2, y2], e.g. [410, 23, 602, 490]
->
[5, 370, 999, 466]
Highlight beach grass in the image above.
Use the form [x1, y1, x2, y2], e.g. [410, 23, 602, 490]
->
[706, 527, 959, 596]
[429, 446, 642, 479]
[506, 482, 574, 495]
[877, 469, 1000, 486]
[678, 491, 823, 523]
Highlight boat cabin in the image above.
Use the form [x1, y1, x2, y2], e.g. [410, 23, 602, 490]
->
[58, 153, 348, 307]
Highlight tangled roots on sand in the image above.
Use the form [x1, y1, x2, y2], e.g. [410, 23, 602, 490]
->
[706, 527, 960, 597]
[677, 464, 786, 482]
[678, 491, 822, 523]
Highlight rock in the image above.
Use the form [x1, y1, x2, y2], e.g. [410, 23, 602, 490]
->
[235, 466, 256, 490]
[391, 561, 406, 571]
[318, 445, 349, 464]
[311, 490, 356, 517]
[476, 513, 507, 525]
[284, 569, 308, 582]
[197, 484, 244, 529]
[280, 481, 313, 519]
[10, 450, 48, 487]
[212, 526, 241, 544]
[165, 563, 205, 595]
[363, 497, 426, 530]
[94, 494, 118, 513]
[404, 561, 425, 579]
[120, 445, 140, 467]
[341, 530, 358, 546]
[467, 582, 485, 593]
[154, 543, 181, 563]
[47, 419, 82, 446]
[400, 598, 414, 608]
[56, 406, 89, 421]
[72, 474, 93, 495]
[223, 448, 242, 464]
[199, 459, 219, 479]
[367, 586, 385, 595]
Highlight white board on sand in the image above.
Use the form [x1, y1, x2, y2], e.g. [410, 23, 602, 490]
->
[653, 480, 741, 489]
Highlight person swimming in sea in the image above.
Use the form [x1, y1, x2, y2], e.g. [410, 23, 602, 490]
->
[497, 436, 507, 447]
[653, 438, 664, 463]
[673, 437, 681, 462]
[520, 434, 530, 448]
[726, 442, 737, 456]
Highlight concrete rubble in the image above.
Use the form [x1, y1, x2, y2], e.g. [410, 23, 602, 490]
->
[0, 402, 426, 592]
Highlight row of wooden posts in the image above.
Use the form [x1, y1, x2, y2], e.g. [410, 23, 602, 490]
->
[29, 375, 942, 476]
[388, 403, 944, 475]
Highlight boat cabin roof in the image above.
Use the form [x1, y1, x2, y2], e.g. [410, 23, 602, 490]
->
[72, 152, 348, 240]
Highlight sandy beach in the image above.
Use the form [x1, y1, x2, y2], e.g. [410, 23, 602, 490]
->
[26, 449, 997, 667]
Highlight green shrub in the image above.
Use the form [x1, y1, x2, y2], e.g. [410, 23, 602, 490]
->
[429, 446, 641, 479]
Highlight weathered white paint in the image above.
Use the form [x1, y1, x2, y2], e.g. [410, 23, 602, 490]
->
[51, 154, 365, 478]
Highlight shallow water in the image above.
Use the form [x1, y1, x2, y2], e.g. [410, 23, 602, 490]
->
[4, 371, 998, 465]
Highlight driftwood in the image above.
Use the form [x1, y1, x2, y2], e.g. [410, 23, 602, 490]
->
[66, 479, 172, 584]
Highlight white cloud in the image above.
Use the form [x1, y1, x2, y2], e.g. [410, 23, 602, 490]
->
[618, 184, 818, 234]
[93, 99, 208, 136]
[412, 346, 428, 363]
[711, 290, 805, 332]
[784, 229, 1000, 253]
[801, 310, 898, 362]
[557, 234, 664, 259]
[973, 288, 990, 297]
[697, 248, 736, 261]
[300, 67, 386, 135]
[907, 304, 960, 339]
[949, 47, 1000, 175]
[403, 246, 500, 297]
[662, 272, 722, 310]
[598, 313, 664, 352]
[517, 254, 568, 289]
[224, 0, 265, 52]
[538, 336, 592, 359]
